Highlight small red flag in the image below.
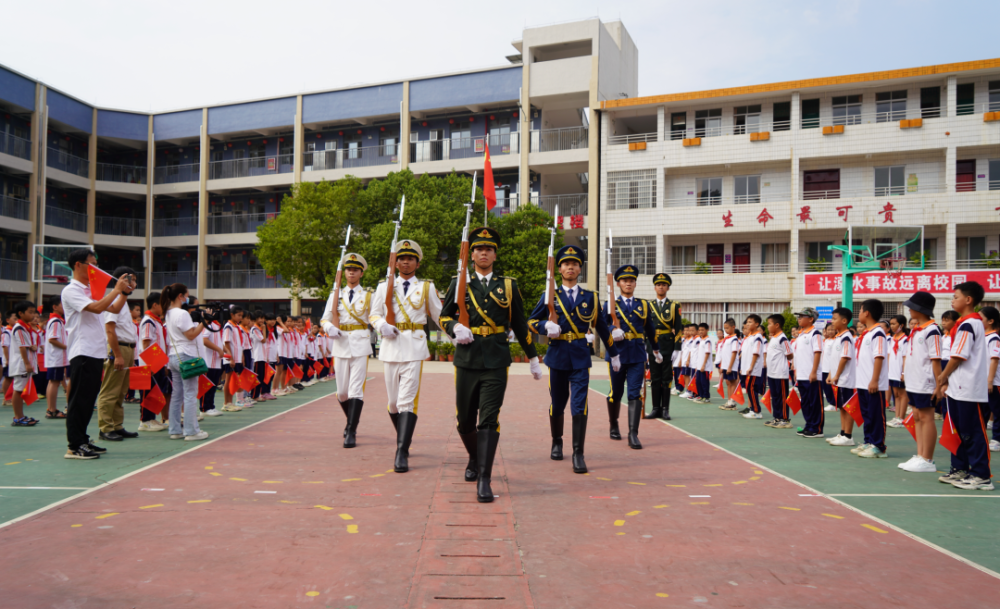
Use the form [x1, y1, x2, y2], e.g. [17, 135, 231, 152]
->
[4, 382, 12, 401]
[142, 383, 167, 414]
[264, 363, 275, 384]
[483, 142, 497, 210]
[785, 388, 801, 415]
[312, 360, 323, 374]
[761, 389, 772, 413]
[843, 392, 864, 426]
[717, 380, 726, 398]
[87, 264, 114, 300]
[678, 374, 686, 388]
[939, 411, 962, 455]
[38, 352, 46, 373]
[21, 378, 38, 405]
[239, 368, 259, 389]
[197, 374, 214, 399]
[292, 363, 304, 380]
[323, 357, 332, 369]
[139, 343, 168, 374]
[707, 370, 713, 382]
[733, 382, 746, 405]
[227, 371, 241, 393]
[832, 385, 838, 404]
[129, 366, 152, 390]
[902, 411, 917, 441]
[686, 374, 698, 393]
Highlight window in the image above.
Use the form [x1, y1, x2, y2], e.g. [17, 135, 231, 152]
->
[803, 169, 840, 199]
[608, 236, 657, 275]
[697, 177, 722, 206]
[956, 160, 976, 193]
[761, 243, 788, 272]
[608, 169, 656, 210]
[921, 86, 941, 119]
[991, 81, 1000, 112]
[734, 105, 762, 134]
[801, 99, 820, 129]
[671, 245, 696, 272]
[249, 143, 266, 158]
[773, 102, 791, 131]
[875, 90, 907, 122]
[279, 141, 293, 159]
[956, 83, 975, 116]
[670, 112, 687, 140]
[957, 236, 986, 261]
[832, 95, 862, 125]
[694, 108, 722, 138]
[806, 242, 833, 271]
[488, 117, 510, 147]
[990, 159, 1000, 191]
[379, 131, 398, 157]
[707, 244, 724, 273]
[734, 175, 760, 204]
[875, 166, 905, 196]
[10, 184, 27, 200]
[345, 136, 362, 160]
[451, 122, 472, 149]
[732, 243, 750, 273]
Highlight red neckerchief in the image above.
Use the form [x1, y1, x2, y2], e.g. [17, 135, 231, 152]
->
[14, 319, 32, 340]
[908, 319, 935, 344]
[855, 328, 870, 352]
[146, 311, 167, 342]
[892, 332, 906, 354]
[949, 312, 982, 341]
[49, 313, 65, 323]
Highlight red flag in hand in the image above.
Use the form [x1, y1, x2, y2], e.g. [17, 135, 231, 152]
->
[761, 388, 772, 413]
[292, 363, 304, 380]
[678, 374, 686, 388]
[902, 411, 917, 441]
[142, 383, 167, 414]
[733, 382, 746, 406]
[717, 379, 726, 398]
[843, 391, 864, 426]
[197, 374, 214, 399]
[87, 264, 115, 300]
[312, 360, 323, 374]
[264, 363, 275, 384]
[139, 343, 168, 374]
[227, 371, 242, 393]
[21, 378, 38, 405]
[239, 367, 259, 389]
[939, 411, 962, 455]
[323, 357, 332, 369]
[4, 382, 12, 402]
[686, 374, 697, 393]
[129, 366, 152, 390]
[483, 142, 497, 210]
[785, 388, 801, 415]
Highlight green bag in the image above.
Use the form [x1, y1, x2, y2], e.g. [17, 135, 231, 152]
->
[169, 330, 209, 379]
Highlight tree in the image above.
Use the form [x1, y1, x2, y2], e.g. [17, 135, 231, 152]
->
[489, 204, 563, 306]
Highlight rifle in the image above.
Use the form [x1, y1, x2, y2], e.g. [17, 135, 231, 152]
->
[330, 224, 352, 329]
[455, 171, 476, 328]
[384, 196, 405, 327]
[545, 205, 559, 324]
[607, 228, 619, 329]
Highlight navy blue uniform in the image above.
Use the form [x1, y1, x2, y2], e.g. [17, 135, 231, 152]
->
[604, 297, 657, 403]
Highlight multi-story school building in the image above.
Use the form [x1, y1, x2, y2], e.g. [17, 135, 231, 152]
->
[0, 18, 636, 315]
[601, 58, 1000, 328]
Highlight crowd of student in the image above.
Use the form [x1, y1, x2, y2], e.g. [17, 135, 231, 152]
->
[671, 282, 996, 491]
[5, 249, 337, 460]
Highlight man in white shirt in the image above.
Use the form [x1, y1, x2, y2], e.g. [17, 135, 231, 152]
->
[739, 314, 766, 419]
[792, 307, 825, 438]
[45, 295, 69, 419]
[95, 267, 140, 442]
[765, 314, 794, 428]
[138, 292, 170, 431]
[61, 249, 132, 460]
[853, 299, 890, 458]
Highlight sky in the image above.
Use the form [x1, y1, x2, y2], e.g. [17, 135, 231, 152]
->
[2, 0, 998, 113]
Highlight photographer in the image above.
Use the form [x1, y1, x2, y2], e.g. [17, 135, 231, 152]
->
[161, 283, 208, 441]
[95, 267, 140, 442]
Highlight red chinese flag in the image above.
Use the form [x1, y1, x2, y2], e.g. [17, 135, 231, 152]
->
[832, 385, 838, 405]
[707, 370, 713, 382]
[227, 371, 242, 393]
[843, 392, 864, 426]
[902, 411, 917, 441]
[142, 383, 167, 414]
[129, 366, 152, 390]
[87, 264, 114, 300]
[313, 360, 323, 374]
[239, 367, 259, 389]
[139, 343, 168, 374]
[785, 389, 801, 415]
[733, 382, 746, 406]
[717, 380, 726, 398]
[21, 378, 38, 405]
[264, 363, 275, 384]
[686, 374, 697, 393]
[305, 318, 312, 331]
[323, 357, 332, 369]
[483, 142, 497, 210]
[4, 382, 12, 401]
[939, 412, 962, 455]
[197, 374, 214, 399]
[678, 374, 686, 388]
[38, 352, 46, 373]
[761, 389, 772, 413]
[292, 363, 304, 380]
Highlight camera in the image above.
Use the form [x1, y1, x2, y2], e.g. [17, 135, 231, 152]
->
[188, 301, 231, 327]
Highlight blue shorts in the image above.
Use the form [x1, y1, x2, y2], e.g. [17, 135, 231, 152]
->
[47, 366, 66, 381]
[280, 356, 292, 368]
[890, 379, 905, 389]
[907, 391, 934, 409]
[722, 370, 738, 382]
[223, 363, 232, 374]
[2, 365, 7, 379]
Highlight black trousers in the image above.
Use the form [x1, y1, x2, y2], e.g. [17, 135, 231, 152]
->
[66, 356, 104, 450]
[455, 366, 509, 434]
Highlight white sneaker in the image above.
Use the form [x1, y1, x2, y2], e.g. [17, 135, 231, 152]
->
[138, 421, 166, 432]
[898, 455, 921, 469]
[670, 388, 680, 396]
[989, 439, 1000, 452]
[680, 392, 693, 399]
[184, 431, 209, 441]
[742, 410, 762, 419]
[887, 417, 904, 428]
[824, 405, 836, 412]
[952, 475, 995, 490]
[204, 409, 223, 417]
[197, 411, 205, 421]
[169, 434, 184, 440]
[829, 435, 856, 447]
[901, 457, 937, 473]
[221, 403, 242, 412]
[858, 445, 888, 458]
[850, 443, 870, 454]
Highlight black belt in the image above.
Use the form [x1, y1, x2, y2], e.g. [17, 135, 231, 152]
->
[117, 342, 137, 348]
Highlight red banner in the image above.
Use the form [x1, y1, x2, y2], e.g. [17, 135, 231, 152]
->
[804, 270, 1000, 297]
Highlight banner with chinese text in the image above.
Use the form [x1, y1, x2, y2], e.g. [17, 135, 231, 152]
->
[804, 270, 1000, 296]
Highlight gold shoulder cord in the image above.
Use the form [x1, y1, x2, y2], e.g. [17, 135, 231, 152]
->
[489, 278, 512, 309]
[468, 290, 498, 332]
[575, 292, 598, 325]
[555, 293, 582, 335]
[635, 300, 648, 320]
[649, 301, 669, 328]
[616, 302, 641, 336]
[343, 291, 370, 326]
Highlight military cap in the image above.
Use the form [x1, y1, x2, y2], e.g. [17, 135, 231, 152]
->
[343, 252, 367, 271]
[469, 226, 500, 250]
[614, 264, 638, 281]
[793, 306, 818, 319]
[653, 273, 672, 286]
[556, 245, 585, 266]
[396, 239, 423, 261]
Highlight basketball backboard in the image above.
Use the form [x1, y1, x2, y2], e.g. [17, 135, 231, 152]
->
[832, 225, 925, 272]
[32, 244, 89, 284]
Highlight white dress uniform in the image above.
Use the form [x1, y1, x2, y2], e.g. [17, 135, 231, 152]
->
[322, 283, 373, 401]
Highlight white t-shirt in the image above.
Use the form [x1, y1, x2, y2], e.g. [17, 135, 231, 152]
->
[718, 335, 739, 372]
[793, 327, 823, 381]
[766, 333, 793, 379]
[989, 332, 1000, 388]
[45, 316, 68, 368]
[887, 334, 908, 382]
[62, 279, 110, 360]
[165, 308, 200, 359]
[941, 334, 952, 361]
[202, 321, 224, 369]
[139, 314, 167, 366]
[267, 329, 279, 362]
[856, 327, 889, 392]
[946, 316, 988, 403]
[692, 337, 711, 371]
[904, 321, 941, 395]
[832, 331, 856, 389]
[102, 305, 138, 345]
[251, 326, 266, 362]
[739, 333, 765, 377]
[821, 338, 836, 374]
[8, 322, 36, 377]
[1, 326, 10, 367]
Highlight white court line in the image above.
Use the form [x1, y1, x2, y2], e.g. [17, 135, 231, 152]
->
[828, 494, 1000, 498]
[586, 385, 1000, 581]
[0, 389, 338, 530]
[0, 486, 94, 490]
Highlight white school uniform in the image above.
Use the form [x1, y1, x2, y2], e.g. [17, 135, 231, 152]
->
[8, 322, 37, 387]
[856, 327, 889, 392]
[832, 330, 856, 390]
[946, 317, 988, 403]
[202, 321, 224, 370]
[822, 338, 836, 375]
[718, 334, 740, 373]
[793, 327, 823, 381]
[739, 332, 765, 377]
[904, 321, 941, 395]
[888, 334, 908, 382]
[766, 333, 793, 379]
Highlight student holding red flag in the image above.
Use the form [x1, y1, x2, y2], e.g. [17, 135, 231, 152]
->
[851, 299, 890, 458]
[792, 307, 825, 438]
[61, 248, 133, 459]
[137, 292, 170, 431]
[44, 295, 69, 419]
[738, 314, 766, 419]
[199, 311, 225, 414]
[9, 300, 40, 427]
[827, 307, 858, 447]
[898, 291, 942, 473]
[936, 282, 993, 490]
[764, 314, 794, 429]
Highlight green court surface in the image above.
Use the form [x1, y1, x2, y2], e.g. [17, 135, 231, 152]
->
[590, 378, 1000, 575]
[0, 382, 338, 525]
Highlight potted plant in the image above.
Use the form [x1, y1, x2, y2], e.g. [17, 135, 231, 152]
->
[693, 261, 713, 275]
[427, 340, 438, 361]
[535, 343, 548, 359]
[510, 342, 524, 363]
[438, 341, 455, 362]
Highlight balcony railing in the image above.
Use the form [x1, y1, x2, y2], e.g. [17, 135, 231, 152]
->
[0, 133, 31, 160]
[207, 212, 278, 234]
[537, 193, 588, 218]
[533, 127, 588, 152]
[209, 155, 293, 180]
[154, 164, 200, 184]
[45, 207, 87, 232]
[96, 163, 147, 184]
[303, 144, 401, 171]
[608, 132, 657, 146]
[150, 271, 198, 289]
[802, 183, 946, 200]
[47, 147, 89, 177]
[207, 270, 282, 290]
[808, 106, 945, 129]
[955, 259, 1000, 270]
[957, 102, 1000, 116]
[667, 263, 789, 275]
[0, 196, 30, 221]
[153, 217, 199, 237]
[95, 216, 146, 237]
[957, 180, 1000, 193]
[0, 258, 28, 282]
[663, 192, 787, 208]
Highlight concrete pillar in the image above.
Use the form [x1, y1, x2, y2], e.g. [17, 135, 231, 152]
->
[519, 53, 531, 209]
[196, 109, 208, 299]
[791, 91, 800, 130]
[293, 95, 303, 184]
[87, 109, 97, 245]
[145, 117, 154, 293]
[27, 84, 45, 302]
[946, 222, 957, 270]
[656, 106, 665, 138]
[946, 76, 957, 118]
[945, 145, 957, 194]
[789, 152, 800, 273]
[400, 81, 410, 169]
[585, 46, 600, 291]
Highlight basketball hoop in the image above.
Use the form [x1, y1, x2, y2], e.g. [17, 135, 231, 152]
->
[880, 256, 907, 279]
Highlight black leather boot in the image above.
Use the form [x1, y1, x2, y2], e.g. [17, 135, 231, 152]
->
[389, 410, 399, 432]
[645, 386, 663, 419]
[549, 412, 564, 460]
[340, 399, 350, 437]
[571, 414, 588, 473]
[344, 399, 364, 448]
[476, 429, 500, 503]
[627, 399, 643, 449]
[459, 431, 478, 481]
[607, 396, 621, 440]
[394, 412, 417, 472]
[661, 389, 672, 421]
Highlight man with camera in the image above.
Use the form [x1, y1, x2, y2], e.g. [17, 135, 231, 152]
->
[95, 267, 141, 442]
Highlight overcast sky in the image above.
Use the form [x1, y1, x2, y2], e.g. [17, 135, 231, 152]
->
[2, 0, 997, 113]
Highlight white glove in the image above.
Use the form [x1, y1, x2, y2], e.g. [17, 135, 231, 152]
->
[612, 328, 625, 342]
[326, 326, 342, 339]
[545, 321, 561, 338]
[379, 323, 399, 338]
[529, 356, 543, 380]
[611, 355, 622, 372]
[453, 323, 474, 345]
[585, 332, 595, 344]
[508, 329, 516, 341]
[654, 351, 663, 364]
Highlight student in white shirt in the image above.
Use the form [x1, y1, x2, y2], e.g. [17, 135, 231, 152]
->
[821, 324, 838, 413]
[199, 316, 225, 416]
[979, 306, 1000, 454]
[95, 267, 140, 442]
[44, 296, 69, 419]
[250, 310, 268, 399]
[739, 314, 766, 419]
[765, 314, 794, 428]
[792, 307, 825, 438]
[670, 334, 683, 396]
[853, 299, 890, 459]
[161, 283, 208, 441]
[887, 314, 910, 428]
[8, 300, 39, 427]
[680, 325, 696, 399]
[263, 313, 279, 398]
[221, 307, 246, 411]
[718, 319, 741, 410]
[1, 310, 14, 406]
[899, 291, 942, 472]
[693, 323, 712, 403]
[138, 292, 170, 431]
[827, 308, 858, 447]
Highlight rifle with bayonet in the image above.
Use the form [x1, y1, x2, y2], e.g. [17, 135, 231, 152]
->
[384, 196, 405, 327]
[330, 224, 353, 328]
[545, 205, 559, 325]
[607, 228, 619, 329]
[455, 172, 477, 328]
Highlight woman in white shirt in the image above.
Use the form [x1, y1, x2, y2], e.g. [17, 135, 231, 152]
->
[162, 284, 208, 441]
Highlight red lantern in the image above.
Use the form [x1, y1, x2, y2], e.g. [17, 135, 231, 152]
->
[490, 115, 495, 120]
[317, 134, 323, 139]
[338, 131, 343, 136]
[449, 119, 454, 124]
[421, 121, 427, 127]
[279, 137, 284, 142]
[263, 139, 268, 144]
[242, 251, 247, 255]
[513, 111, 519, 118]
[380, 126, 385, 131]
[246, 141, 251, 146]
[356, 129, 362, 135]
[228, 143, 233, 147]
[469, 117, 474, 122]
[65, 136, 70, 141]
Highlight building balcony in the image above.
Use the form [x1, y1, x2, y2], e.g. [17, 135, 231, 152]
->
[608, 132, 657, 146]
[409, 134, 517, 165]
[209, 155, 293, 180]
[0, 133, 31, 161]
[304, 145, 400, 172]
[47, 148, 89, 178]
[154, 164, 200, 184]
[667, 120, 791, 141]
[532, 127, 588, 152]
[666, 263, 790, 275]
[152, 217, 199, 237]
[95, 216, 146, 238]
[802, 183, 946, 201]
[207, 213, 277, 235]
[150, 271, 198, 288]
[206, 270, 281, 290]
[0, 258, 28, 282]
[0, 196, 30, 221]
[805, 106, 945, 130]
[96, 163, 147, 185]
[45, 207, 88, 232]
[537, 193, 588, 217]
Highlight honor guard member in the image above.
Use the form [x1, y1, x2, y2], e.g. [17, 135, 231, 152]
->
[646, 273, 682, 420]
[440, 227, 544, 503]
[369, 239, 443, 473]
[321, 252, 373, 448]
[528, 245, 620, 474]
[604, 264, 660, 449]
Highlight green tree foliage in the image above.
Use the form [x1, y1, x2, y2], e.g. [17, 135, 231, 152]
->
[488, 204, 563, 305]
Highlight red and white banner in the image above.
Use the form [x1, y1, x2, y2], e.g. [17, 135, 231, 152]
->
[804, 270, 1000, 296]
